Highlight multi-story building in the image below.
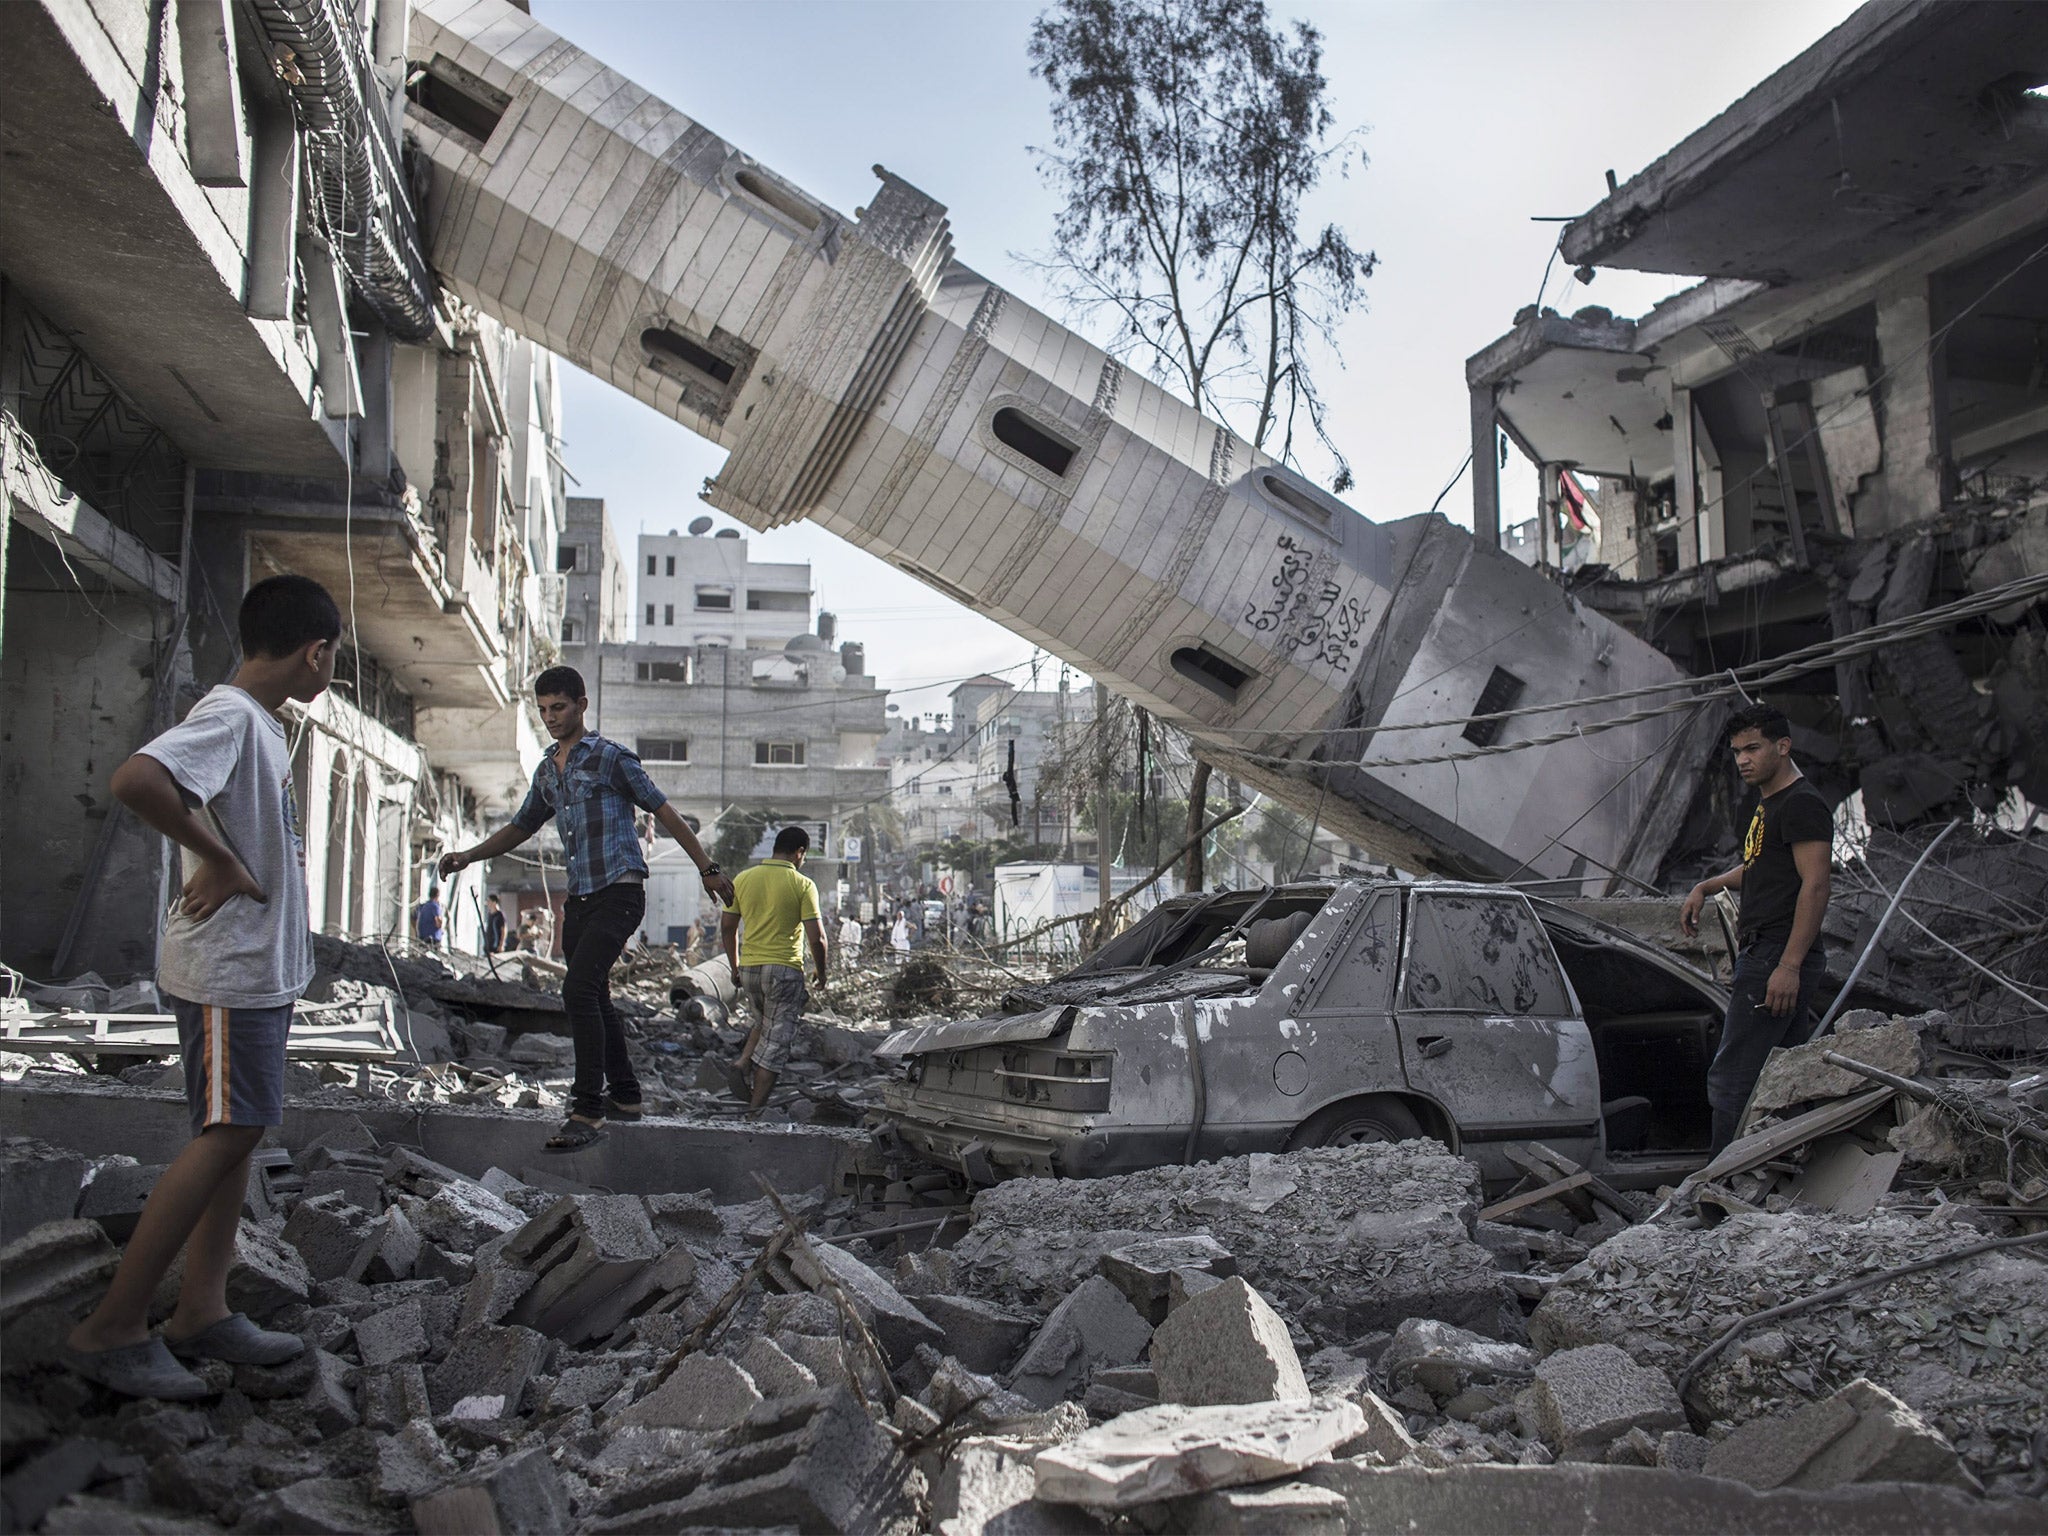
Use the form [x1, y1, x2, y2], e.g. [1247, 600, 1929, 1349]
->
[556, 495, 628, 699]
[634, 525, 812, 649]
[882, 676, 1095, 854]
[1, 0, 560, 977]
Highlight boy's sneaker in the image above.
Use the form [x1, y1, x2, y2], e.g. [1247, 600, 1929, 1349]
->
[67, 1337, 211, 1401]
[165, 1313, 304, 1366]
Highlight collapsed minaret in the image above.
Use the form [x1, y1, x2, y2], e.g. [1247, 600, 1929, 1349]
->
[402, 0, 1715, 887]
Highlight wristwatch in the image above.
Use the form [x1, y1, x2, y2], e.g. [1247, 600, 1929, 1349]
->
[699, 862, 722, 879]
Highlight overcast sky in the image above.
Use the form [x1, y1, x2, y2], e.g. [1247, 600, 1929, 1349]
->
[533, 0, 1862, 723]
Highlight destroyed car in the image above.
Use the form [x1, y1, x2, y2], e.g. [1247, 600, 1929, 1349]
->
[877, 881, 1730, 1190]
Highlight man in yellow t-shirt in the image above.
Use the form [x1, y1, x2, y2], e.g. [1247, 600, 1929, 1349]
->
[720, 826, 829, 1113]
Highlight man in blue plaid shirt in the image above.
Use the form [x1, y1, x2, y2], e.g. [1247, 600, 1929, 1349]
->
[442, 666, 734, 1151]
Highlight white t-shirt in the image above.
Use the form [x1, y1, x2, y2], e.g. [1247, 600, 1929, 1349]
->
[141, 686, 313, 1008]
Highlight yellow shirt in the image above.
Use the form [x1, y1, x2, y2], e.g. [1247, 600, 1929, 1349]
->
[730, 859, 821, 970]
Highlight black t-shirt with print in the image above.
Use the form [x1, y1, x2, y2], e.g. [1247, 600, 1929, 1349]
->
[1736, 777, 1833, 943]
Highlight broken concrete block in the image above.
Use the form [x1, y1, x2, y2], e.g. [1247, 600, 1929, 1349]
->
[762, 1290, 841, 1336]
[358, 1364, 433, 1432]
[153, 1219, 310, 1323]
[1097, 1235, 1237, 1324]
[426, 1324, 552, 1416]
[1703, 1376, 1980, 1492]
[375, 1418, 457, 1505]
[302, 1168, 386, 1214]
[1522, 1344, 1684, 1461]
[548, 1360, 625, 1411]
[0, 1139, 88, 1244]
[1168, 1479, 1349, 1535]
[301, 1349, 360, 1435]
[506, 1032, 574, 1069]
[0, 1437, 130, 1532]
[919, 1293, 1037, 1375]
[571, 1244, 698, 1348]
[1168, 1267, 1225, 1313]
[791, 1238, 945, 1365]
[283, 1193, 377, 1282]
[354, 1299, 428, 1369]
[75, 1162, 165, 1243]
[1748, 1020, 1922, 1118]
[932, 1436, 1075, 1536]
[924, 1356, 1039, 1425]
[352, 1205, 422, 1285]
[458, 1264, 537, 1332]
[509, 1195, 663, 1340]
[1034, 1396, 1366, 1507]
[1008, 1276, 1153, 1409]
[1381, 1317, 1536, 1404]
[412, 1444, 569, 1535]
[1657, 1430, 1712, 1473]
[244, 1476, 396, 1534]
[459, 1020, 510, 1059]
[619, 1354, 763, 1431]
[1150, 1274, 1309, 1407]
[415, 1182, 526, 1253]
[302, 1116, 378, 1158]
[1334, 1388, 1421, 1464]
[741, 1335, 820, 1399]
[775, 1330, 887, 1399]
[0, 1218, 118, 1322]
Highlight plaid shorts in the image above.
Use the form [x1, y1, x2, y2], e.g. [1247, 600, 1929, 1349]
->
[165, 993, 291, 1133]
[741, 964, 808, 1074]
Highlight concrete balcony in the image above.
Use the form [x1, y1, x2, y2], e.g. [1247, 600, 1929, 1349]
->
[414, 694, 548, 816]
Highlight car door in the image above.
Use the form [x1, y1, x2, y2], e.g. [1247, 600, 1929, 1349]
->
[1396, 889, 1601, 1170]
[1289, 885, 1407, 1114]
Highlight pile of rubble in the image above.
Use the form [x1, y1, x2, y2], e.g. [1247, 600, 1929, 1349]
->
[4, 1105, 2046, 1534]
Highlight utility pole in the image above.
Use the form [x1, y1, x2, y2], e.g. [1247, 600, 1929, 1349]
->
[1094, 680, 1112, 943]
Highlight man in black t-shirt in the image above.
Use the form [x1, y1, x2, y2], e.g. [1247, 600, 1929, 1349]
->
[1681, 704, 1835, 1152]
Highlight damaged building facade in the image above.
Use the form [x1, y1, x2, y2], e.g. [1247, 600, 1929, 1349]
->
[1467, 0, 2048, 845]
[1, 0, 569, 981]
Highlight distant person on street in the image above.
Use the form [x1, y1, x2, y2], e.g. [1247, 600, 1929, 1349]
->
[721, 826, 829, 1114]
[890, 908, 911, 957]
[414, 885, 445, 947]
[65, 575, 337, 1399]
[484, 893, 508, 955]
[838, 909, 864, 968]
[440, 666, 734, 1151]
[1681, 703, 1835, 1152]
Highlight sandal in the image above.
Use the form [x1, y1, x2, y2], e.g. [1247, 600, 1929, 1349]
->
[605, 1097, 645, 1122]
[542, 1118, 608, 1154]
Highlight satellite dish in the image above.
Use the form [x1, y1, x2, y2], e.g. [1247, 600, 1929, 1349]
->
[688, 516, 713, 536]
[714, 528, 741, 539]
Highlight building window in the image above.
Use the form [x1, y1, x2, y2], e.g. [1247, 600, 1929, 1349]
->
[664, 604, 675, 626]
[746, 589, 809, 613]
[646, 554, 657, 576]
[645, 603, 655, 627]
[732, 168, 823, 232]
[991, 406, 1077, 478]
[696, 586, 734, 611]
[638, 737, 688, 762]
[1255, 470, 1337, 535]
[1171, 644, 1254, 703]
[634, 659, 692, 683]
[406, 55, 510, 147]
[909, 780, 922, 795]
[557, 544, 579, 572]
[665, 556, 675, 576]
[561, 617, 578, 643]
[755, 741, 806, 766]
[1461, 666, 1526, 748]
[937, 784, 953, 796]
[640, 326, 736, 385]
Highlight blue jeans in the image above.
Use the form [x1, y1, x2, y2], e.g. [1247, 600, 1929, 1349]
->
[1706, 936, 1829, 1151]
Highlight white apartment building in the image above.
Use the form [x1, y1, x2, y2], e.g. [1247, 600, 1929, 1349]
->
[635, 525, 811, 648]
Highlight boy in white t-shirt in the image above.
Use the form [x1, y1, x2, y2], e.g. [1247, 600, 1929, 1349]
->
[65, 575, 338, 1399]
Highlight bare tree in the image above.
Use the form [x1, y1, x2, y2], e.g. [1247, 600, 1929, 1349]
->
[1026, 0, 1375, 491]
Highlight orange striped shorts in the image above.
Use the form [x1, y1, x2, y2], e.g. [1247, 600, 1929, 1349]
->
[166, 994, 291, 1132]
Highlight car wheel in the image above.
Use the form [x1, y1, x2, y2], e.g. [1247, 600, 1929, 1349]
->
[1288, 1095, 1424, 1150]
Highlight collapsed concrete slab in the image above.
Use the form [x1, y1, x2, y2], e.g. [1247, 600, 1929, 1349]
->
[1703, 1377, 1981, 1493]
[954, 1145, 1504, 1348]
[1008, 1276, 1153, 1410]
[1303, 1459, 2046, 1534]
[618, 1354, 763, 1431]
[1150, 1275, 1309, 1407]
[1033, 1396, 1366, 1507]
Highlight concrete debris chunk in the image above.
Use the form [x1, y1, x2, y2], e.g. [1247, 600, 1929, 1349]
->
[1167, 1479, 1349, 1535]
[153, 1219, 310, 1322]
[933, 1436, 1080, 1536]
[618, 1353, 763, 1431]
[354, 1298, 429, 1368]
[243, 1476, 397, 1535]
[791, 1236, 945, 1365]
[414, 1180, 527, 1252]
[358, 1363, 433, 1431]
[1703, 1376, 1981, 1493]
[741, 1335, 821, 1399]
[1380, 1317, 1535, 1403]
[0, 1218, 118, 1322]
[75, 1161, 164, 1243]
[1096, 1235, 1237, 1324]
[282, 1193, 377, 1281]
[412, 1444, 569, 1536]
[458, 1264, 537, 1332]
[351, 1204, 422, 1285]
[924, 1356, 1039, 1426]
[1334, 1387, 1422, 1464]
[1008, 1275, 1153, 1409]
[1033, 1395, 1365, 1507]
[1747, 1020, 1924, 1118]
[508, 1194, 664, 1341]
[917, 1293, 1037, 1375]
[374, 1418, 458, 1505]
[955, 1146, 1502, 1347]
[1150, 1274, 1309, 1407]
[302, 1168, 387, 1213]
[1521, 1343, 1684, 1461]
[426, 1324, 551, 1416]
[0, 1139, 88, 1244]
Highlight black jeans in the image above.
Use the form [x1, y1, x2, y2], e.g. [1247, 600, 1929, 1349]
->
[1706, 935, 1829, 1152]
[561, 881, 644, 1121]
